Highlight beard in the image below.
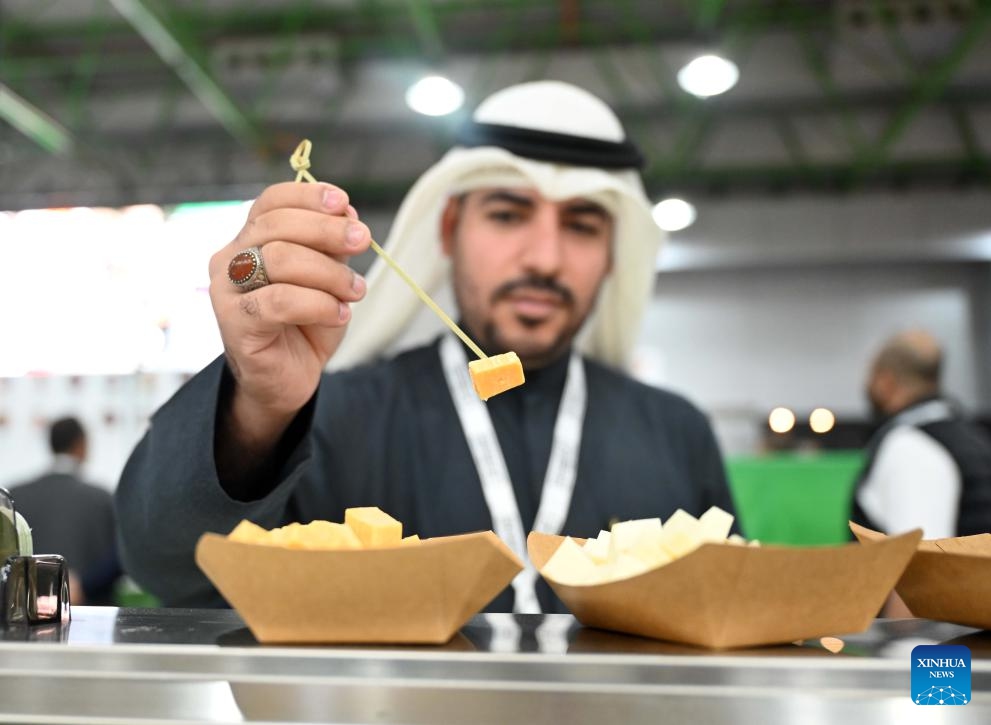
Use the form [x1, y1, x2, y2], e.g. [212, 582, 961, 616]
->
[454, 271, 600, 369]
[481, 317, 575, 369]
[486, 274, 577, 366]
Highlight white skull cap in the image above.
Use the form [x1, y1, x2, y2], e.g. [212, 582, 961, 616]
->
[473, 80, 627, 142]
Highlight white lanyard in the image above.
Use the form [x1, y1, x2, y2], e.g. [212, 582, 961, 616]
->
[440, 333, 587, 614]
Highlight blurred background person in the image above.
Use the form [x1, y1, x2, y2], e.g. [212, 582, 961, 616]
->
[10, 416, 122, 605]
[851, 330, 991, 541]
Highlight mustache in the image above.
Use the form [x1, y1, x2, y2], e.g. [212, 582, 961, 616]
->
[491, 276, 574, 307]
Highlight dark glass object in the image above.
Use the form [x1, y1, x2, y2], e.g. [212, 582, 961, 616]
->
[0, 487, 72, 627]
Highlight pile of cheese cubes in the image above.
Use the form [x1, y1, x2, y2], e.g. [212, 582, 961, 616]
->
[227, 507, 420, 550]
[541, 506, 757, 586]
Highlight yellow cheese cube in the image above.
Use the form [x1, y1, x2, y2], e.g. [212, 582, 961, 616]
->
[344, 507, 403, 547]
[468, 353, 525, 401]
[292, 520, 361, 550]
[542, 536, 601, 586]
[699, 506, 734, 542]
[228, 520, 269, 544]
[270, 522, 306, 548]
[401, 535, 421, 545]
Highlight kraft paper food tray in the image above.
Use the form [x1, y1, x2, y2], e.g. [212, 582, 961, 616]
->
[195, 530, 523, 644]
[528, 529, 921, 649]
[851, 522, 991, 631]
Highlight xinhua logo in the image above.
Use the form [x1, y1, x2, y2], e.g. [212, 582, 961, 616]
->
[912, 645, 971, 705]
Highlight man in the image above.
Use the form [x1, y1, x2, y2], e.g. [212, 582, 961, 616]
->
[11, 417, 121, 605]
[851, 330, 991, 539]
[116, 81, 735, 612]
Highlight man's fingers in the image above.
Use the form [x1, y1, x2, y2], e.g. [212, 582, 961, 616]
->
[226, 283, 352, 331]
[210, 210, 370, 279]
[247, 181, 350, 221]
[236, 208, 371, 257]
[261, 241, 366, 302]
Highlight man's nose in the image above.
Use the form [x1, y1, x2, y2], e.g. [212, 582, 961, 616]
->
[519, 206, 563, 276]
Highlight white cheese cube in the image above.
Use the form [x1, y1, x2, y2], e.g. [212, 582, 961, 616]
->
[609, 518, 662, 560]
[699, 506, 735, 542]
[658, 510, 703, 558]
[582, 530, 611, 564]
[542, 537, 601, 586]
[658, 529, 701, 558]
[603, 553, 652, 582]
[627, 535, 673, 569]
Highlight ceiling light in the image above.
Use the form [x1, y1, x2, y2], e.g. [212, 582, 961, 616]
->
[651, 198, 697, 232]
[405, 76, 465, 117]
[677, 54, 739, 98]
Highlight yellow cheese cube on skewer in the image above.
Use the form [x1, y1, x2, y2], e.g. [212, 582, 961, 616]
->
[468, 353, 525, 401]
[345, 507, 403, 547]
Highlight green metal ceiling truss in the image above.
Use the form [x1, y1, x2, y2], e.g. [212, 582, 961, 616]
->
[1, 0, 989, 204]
[106, 0, 263, 150]
[853, 2, 991, 179]
[0, 84, 73, 154]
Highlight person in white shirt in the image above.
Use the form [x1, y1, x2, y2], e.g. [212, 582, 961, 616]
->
[850, 330, 991, 615]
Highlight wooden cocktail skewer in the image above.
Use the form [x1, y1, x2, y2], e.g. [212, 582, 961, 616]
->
[289, 139, 524, 400]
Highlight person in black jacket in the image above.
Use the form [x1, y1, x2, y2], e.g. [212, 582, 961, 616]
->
[115, 81, 736, 613]
[11, 417, 121, 604]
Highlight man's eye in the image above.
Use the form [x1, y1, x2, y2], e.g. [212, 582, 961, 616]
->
[567, 220, 603, 236]
[489, 210, 523, 223]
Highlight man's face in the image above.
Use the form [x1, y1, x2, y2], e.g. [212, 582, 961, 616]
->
[441, 187, 614, 368]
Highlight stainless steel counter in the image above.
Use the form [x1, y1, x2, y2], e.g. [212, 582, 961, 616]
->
[1, 607, 989, 723]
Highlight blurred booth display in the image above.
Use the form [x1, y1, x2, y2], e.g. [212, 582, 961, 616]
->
[0, 202, 246, 377]
[727, 452, 864, 545]
[0, 202, 249, 490]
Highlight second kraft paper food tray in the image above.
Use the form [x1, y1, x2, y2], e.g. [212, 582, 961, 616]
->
[528, 529, 921, 649]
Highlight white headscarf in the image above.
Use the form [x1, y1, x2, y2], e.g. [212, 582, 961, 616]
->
[331, 81, 664, 370]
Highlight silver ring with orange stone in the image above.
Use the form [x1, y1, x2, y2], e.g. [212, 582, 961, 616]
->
[227, 246, 269, 292]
